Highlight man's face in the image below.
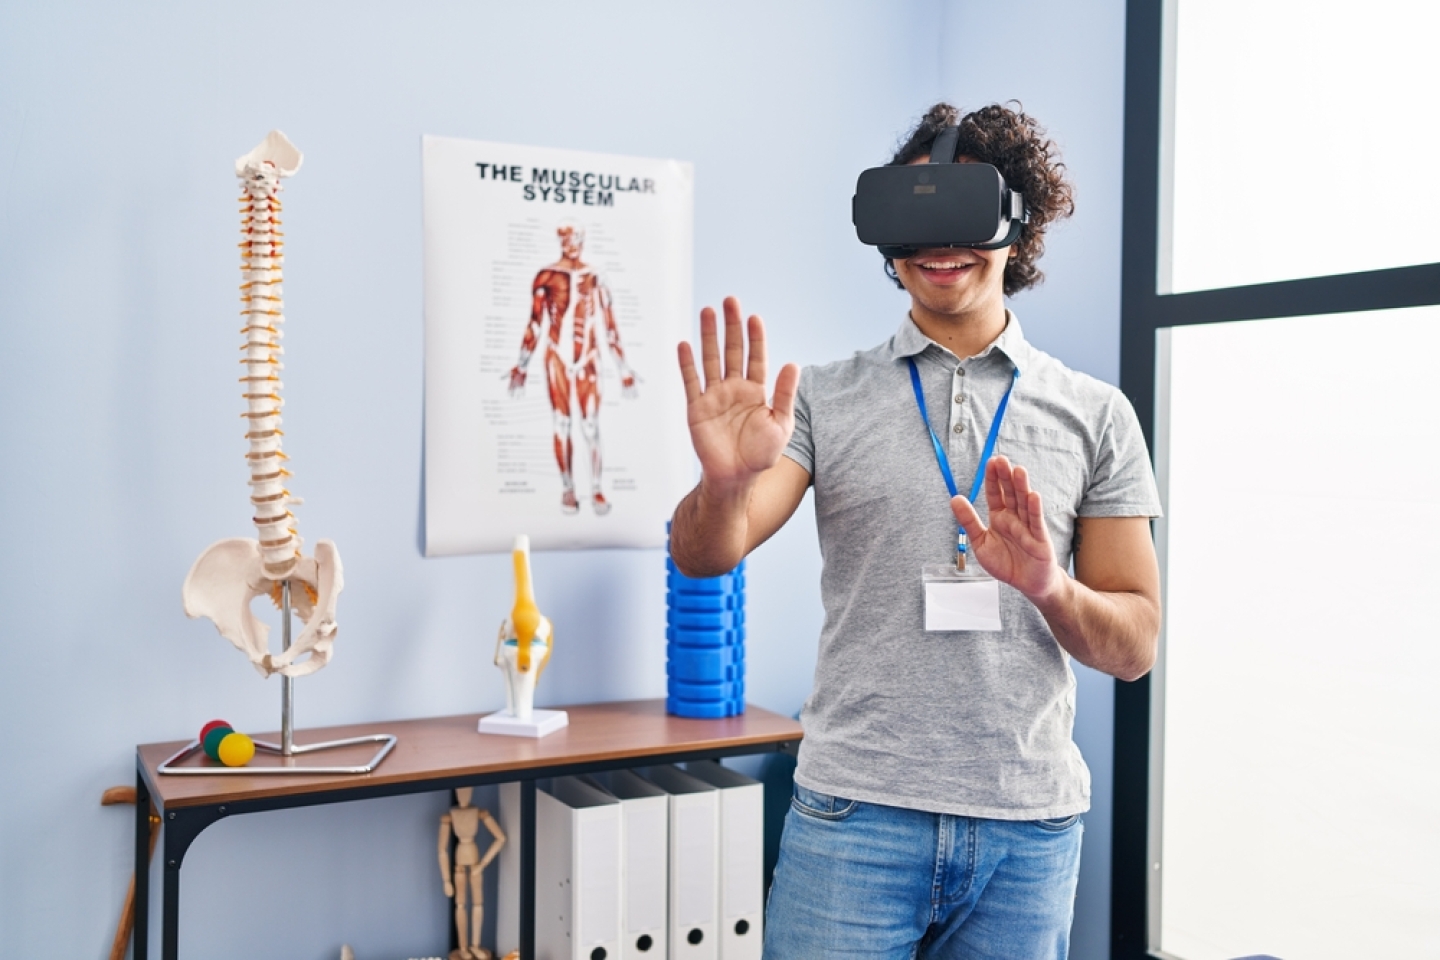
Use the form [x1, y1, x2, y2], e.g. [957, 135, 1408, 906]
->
[558, 226, 584, 261]
[889, 156, 1012, 324]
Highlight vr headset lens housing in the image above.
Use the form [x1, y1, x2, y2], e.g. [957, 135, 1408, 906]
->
[851, 127, 1028, 259]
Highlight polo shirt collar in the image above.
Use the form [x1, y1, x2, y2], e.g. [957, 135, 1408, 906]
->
[890, 309, 1033, 374]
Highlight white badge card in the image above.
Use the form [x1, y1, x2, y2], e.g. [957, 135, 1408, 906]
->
[922, 563, 1002, 632]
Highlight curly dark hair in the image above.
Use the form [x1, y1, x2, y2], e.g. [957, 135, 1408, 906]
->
[882, 102, 1075, 297]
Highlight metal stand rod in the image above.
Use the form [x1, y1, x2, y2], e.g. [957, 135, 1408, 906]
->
[281, 580, 294, 757]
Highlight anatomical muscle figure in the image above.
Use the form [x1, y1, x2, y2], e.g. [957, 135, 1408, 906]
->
[506, 222, 637, 515]
[439, 787, 506, 960]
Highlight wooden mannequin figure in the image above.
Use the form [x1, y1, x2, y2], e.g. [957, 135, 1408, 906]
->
[438, 787, 506, 960]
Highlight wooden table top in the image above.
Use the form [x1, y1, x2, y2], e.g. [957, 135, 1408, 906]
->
[138, 699, 802, 810]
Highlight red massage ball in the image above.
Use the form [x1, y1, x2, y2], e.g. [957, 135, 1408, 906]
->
[199, 719, 231, 742]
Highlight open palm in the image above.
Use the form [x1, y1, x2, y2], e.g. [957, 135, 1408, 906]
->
[678, 297, 799, 491]
[950, 456, 1064, 600]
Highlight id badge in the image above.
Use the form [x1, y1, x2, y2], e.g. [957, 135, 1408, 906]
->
[922, 563, 1001, 632]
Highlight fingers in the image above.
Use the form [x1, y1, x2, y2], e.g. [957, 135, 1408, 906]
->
[722, 296, 744, 379]
[746, 314, 767, 384]
[699, 306, 721, 384]
[950, 495, 987, 540]
[984, 455, 1011, 511]
[986, 458, 1048, 543]
[1008, 462, 1032, 528]
[686, 296, 782, 399]
[1026, 490, 1046, 541]
[771, 362, 801, 420]
[1011, 465, 1048, 541]
[677, 341, 701, 404]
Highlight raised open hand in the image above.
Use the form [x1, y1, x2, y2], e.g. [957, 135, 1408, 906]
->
[678, 297, 800, 494]
[950, 456, 1065, 601]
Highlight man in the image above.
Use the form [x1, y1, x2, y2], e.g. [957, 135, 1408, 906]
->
[668, 103, 1162, 959]
[507, 221, 637, 515]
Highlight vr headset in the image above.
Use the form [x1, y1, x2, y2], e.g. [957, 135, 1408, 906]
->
[852, 126, 1028, 259]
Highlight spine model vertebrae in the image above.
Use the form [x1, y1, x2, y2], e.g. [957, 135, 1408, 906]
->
[239, 146, 301, 579]
[182, 130, 344, 680]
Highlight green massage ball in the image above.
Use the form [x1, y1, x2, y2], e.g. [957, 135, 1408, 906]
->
[202, 725, 234, 761]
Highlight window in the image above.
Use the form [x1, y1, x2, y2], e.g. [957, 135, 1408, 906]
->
[1114, 3, 1440, 958]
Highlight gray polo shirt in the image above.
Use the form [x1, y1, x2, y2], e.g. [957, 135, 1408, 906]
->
[783, 313, 1161, 819]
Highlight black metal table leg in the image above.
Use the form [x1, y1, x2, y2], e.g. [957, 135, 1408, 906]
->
[134, 767, 151, 960]
[520, 779, 536, 960]
[158, 803, 227, 960]
[162, 831, 181, 960]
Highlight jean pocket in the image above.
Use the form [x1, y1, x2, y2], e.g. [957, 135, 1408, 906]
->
[791, 783, 859, 821]
[1034, 813, 1082, 832]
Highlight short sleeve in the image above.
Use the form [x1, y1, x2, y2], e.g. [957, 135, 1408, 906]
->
[1079, 390, 1163, 518]
[783, 368, 815, 475]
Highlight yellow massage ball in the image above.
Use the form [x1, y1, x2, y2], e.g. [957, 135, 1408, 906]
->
[216, 731, 255, 767]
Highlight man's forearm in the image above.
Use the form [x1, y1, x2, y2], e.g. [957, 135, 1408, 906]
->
[669, 478, 754, 579]
[1030, 575, 1160, 682]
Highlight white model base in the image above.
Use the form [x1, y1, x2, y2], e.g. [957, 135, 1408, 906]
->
[478, 708, 569, 738]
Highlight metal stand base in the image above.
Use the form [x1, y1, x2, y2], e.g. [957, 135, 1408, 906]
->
[156, 732, 397, 775]
[159, 579, 396, 776]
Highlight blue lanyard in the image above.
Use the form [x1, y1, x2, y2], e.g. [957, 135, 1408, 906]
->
[906, 357, 1019, 569]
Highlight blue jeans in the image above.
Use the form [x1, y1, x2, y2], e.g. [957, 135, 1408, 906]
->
[763, 784, 1083, 960]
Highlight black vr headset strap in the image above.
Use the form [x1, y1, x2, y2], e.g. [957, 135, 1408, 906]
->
[969, 219, 1024, 251]
[929, 126, 960, 164]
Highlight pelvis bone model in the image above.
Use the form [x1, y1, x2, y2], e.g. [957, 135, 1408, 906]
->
[182, 131, 344, 679]
[494, 535, 554, 721]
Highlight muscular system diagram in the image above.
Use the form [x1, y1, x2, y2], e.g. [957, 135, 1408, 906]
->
[505, 222, 637, 516]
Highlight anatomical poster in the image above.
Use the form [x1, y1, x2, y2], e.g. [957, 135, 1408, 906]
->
[422, 135, 694, 555]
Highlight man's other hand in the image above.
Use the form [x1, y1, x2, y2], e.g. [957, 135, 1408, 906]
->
[949, 456, 1065, 602]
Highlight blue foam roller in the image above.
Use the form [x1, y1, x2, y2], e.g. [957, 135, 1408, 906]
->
[667, 696, 744, 719]
[667, 638, 743, 661]
[665, 557, 746, 578]
[667, 625, 744, 647]
[668, 677, 744, 702]
[667, 590, 738, 612]
[666, 643, 742, 679]
[668, 608, 739, 630]
[666, 655, 743, 682]
[667, 570, 743, 596]
[668, 661, 742, 682]
[671, 609, 744, 630]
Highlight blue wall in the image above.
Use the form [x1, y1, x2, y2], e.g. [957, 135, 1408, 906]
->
[0, 2, 1127, 958]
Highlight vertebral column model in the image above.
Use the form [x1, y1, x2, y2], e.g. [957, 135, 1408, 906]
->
[182, 131, 344, 678]
[239, 138, 300, 577]
[506, 223, 637, 515]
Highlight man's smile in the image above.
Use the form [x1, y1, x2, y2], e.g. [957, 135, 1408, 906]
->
[909, 252, 983, 281]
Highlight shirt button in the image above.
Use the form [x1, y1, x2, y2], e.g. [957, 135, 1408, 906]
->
[952, 423, 964, 434]
[956, 368, 966, 377]
[954, 395, 965, 404]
